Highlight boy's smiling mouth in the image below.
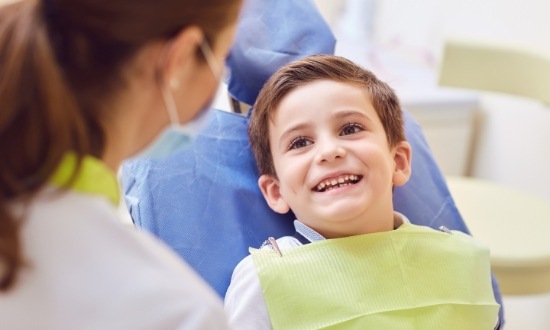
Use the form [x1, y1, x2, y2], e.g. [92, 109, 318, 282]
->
[313, 174, 363, 192]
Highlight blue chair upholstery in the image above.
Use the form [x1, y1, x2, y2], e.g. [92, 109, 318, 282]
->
[226, 0, 336, 105]
[122, 110, 294, 296]
[121, 0, 503, 326]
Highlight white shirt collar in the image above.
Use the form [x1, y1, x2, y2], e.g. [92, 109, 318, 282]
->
[293, 212, 410, 243]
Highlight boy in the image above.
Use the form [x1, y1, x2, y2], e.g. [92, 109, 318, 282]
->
[224, 55, 500, 329]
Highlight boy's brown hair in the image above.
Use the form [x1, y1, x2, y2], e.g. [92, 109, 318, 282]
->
[248, 54, 406, 177]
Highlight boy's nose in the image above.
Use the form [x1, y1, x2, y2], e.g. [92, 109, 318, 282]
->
[315, 137, 346, 164]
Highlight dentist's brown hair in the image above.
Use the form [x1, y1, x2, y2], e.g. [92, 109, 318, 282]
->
[0, 0, 241, 291]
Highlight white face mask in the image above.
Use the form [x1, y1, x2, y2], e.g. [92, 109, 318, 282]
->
[133, 39, 223, 160]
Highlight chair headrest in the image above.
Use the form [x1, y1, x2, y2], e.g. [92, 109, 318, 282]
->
[226, 0, 336, 106]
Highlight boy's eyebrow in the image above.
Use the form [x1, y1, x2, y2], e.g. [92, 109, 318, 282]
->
[334, 110, 371, 121]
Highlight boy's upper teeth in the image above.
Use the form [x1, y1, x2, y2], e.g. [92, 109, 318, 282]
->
[315, 174, 360, 192]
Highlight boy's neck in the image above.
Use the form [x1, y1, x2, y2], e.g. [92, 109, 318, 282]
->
[295, 212, 409, 240]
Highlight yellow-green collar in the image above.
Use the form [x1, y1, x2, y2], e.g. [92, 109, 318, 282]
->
[49, 153, 120, 205]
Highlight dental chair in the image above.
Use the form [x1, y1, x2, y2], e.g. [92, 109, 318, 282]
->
[120, 0, 503, 327]
[439, 38, 550, 296]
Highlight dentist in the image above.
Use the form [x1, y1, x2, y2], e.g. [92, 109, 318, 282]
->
[0, 0, 242, 329]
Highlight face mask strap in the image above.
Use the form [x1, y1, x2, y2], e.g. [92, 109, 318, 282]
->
[154, 39, 181, 126]
[161, 86, 180, 126]
[200, 39, 224, 80]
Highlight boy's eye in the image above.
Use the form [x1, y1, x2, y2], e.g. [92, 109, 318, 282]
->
[289, 136, 312, 150]
[340, 123, 364, 136]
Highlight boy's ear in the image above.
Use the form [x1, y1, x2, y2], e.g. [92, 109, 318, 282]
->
[258, 174, 290, 214]
[392, 141, 412, 187]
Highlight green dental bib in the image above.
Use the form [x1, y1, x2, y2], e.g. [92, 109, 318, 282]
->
[251, 223, 499, 330]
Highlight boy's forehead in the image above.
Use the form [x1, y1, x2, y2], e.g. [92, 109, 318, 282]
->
[278, 79, 369, 103]
[270, 80, 373, 121]
[268, 83, 380, 144]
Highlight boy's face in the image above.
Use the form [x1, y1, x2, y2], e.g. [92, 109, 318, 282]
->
[258, 80, 411, 238]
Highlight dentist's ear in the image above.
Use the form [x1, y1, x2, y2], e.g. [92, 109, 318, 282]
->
[258, 174, 291, 214]
[157, 26, 203, 89]
[392, 141, 412, 187]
